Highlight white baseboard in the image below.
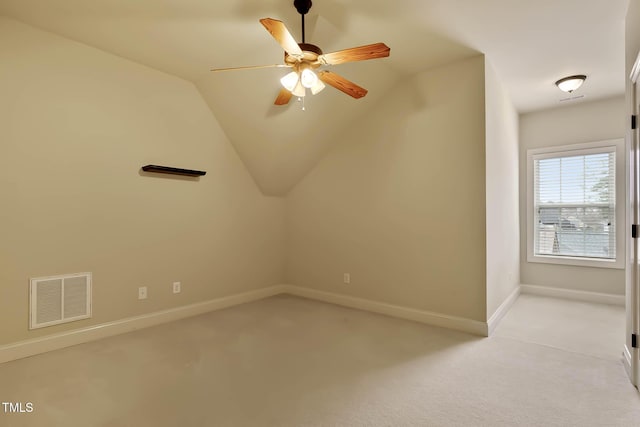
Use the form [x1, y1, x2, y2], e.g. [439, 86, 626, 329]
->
[1, 283, 512, 364]
[487, 286, 521, 336]
[283, 285, 488, 336]
[0, 284, 286, 365]
[623, 344, 636, 387]
[520, 284, 625, 306]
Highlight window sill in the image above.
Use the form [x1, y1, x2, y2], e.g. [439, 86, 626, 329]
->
[527, 254, 624, 270]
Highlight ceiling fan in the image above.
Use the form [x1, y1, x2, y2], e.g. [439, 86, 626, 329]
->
[211, 0, 390, 106]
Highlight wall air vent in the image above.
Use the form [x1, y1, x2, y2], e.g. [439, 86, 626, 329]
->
[29, 272, 92, 329]
[559, 94, 586, 103]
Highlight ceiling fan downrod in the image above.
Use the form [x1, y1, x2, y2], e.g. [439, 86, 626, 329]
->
[294, 0, 312, 43]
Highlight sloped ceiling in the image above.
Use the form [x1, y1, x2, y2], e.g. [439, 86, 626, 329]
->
[0, 0, 628, 195]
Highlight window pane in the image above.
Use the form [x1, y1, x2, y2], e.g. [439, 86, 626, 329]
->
[534, 150, 615, 260]
[536, 206, 613, 258]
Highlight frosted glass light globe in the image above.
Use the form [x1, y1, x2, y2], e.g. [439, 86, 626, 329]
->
[300, 68, 318, 89]
[555, 75, 586, 93]
[280, 71, 299, 91]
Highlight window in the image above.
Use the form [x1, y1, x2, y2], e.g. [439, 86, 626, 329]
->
[527, 140, 624, 269]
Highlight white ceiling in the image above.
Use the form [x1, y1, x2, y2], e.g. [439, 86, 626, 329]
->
[0, 0, 629, 194]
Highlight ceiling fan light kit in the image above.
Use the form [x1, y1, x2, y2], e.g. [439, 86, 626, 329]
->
[555, 74, 587, 93]
[211, 0, 390, 106]
[292, 80, 306, 97]
[300, 65, 318, 88]
[281, 71, 299, 91]
[310, 79, 326, 95]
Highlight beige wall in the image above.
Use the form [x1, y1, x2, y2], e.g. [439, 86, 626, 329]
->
[286, 56, 488, 322]
[0, 17, 528, 345]
[0, 18, 285, 345]
[519, 96, 626, 295]
[484, 61, 520, 318]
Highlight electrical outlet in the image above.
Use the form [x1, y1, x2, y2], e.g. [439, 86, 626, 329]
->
[343, 273, 351, 284]
[138, 286, 147, 300]
[172, 281, 181, 294]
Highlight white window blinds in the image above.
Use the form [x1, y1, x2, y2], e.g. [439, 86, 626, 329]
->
[533, 148, 615, 260]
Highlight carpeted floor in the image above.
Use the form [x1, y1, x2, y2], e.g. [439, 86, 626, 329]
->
[494, 293, 626, 361]
[0, 294, 638, 426]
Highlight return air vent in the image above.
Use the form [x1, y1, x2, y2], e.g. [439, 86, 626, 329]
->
[30, 273, 92, 329]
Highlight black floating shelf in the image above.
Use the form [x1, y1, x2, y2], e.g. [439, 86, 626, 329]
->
[142, 165, 206, 177]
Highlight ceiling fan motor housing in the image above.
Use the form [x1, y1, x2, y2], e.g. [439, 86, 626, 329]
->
[284, 43, 323, 69]
[294, 0, 313, 15]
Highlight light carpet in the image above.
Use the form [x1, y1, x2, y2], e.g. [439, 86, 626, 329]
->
[0, 294, 638, 426]
[494, 293, 626, 361]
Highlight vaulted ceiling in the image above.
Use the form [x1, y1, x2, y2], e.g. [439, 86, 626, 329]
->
[0, 0, 629, 194]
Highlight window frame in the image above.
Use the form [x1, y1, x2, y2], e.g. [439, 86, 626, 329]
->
[526, 139, 625, 269]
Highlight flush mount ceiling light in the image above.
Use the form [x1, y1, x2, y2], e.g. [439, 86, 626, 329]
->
[211, 0, 390, 106]
[555, 75, 587, 93]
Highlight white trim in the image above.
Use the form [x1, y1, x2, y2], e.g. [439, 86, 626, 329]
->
[630, 50, 640, 83]
[0, 285, 286, 364]
[283, 285, 488, 336]
[526, 139, 625, 270]
[3, 281, 625, 365]
[629, 56, 640, 389]
[487, 286, 521, 336]
[623, 345, 634, 386]
[520, 284, 625, 306]
[1, 284, 501, 364]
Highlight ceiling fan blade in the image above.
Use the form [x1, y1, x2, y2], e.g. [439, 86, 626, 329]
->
[319, 43, 390, 65]
[260, 18, 304, 58]
[318, 71, 368, 99]
[211, 64, 292, 72]
[274, 88, 293, 105]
